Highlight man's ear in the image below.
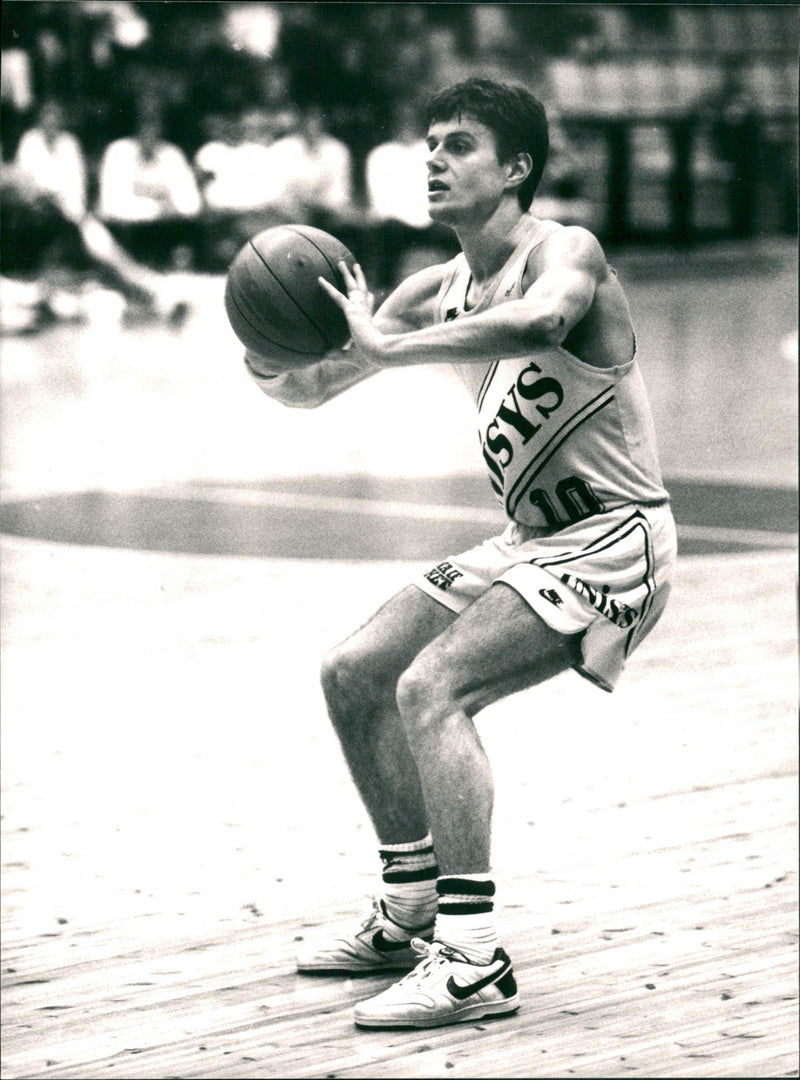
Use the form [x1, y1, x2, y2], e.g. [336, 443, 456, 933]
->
[506, 152, 533, 192]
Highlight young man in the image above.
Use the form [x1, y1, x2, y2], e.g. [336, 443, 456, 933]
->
[245, 78, 677, 1028]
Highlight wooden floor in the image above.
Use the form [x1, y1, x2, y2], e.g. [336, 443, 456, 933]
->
[1, 244, 798, 1078]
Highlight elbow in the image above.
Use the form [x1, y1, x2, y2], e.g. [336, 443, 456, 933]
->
[285, 390, 326, 410]
[543, 312, 569, 347]
[520, 308, 566, 348]
[249, 371, 326, 410]
[252, 377, 325, 409]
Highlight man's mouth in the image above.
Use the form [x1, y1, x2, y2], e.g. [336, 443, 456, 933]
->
[428, 179, 449, 193]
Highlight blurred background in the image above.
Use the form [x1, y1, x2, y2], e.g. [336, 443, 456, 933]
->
[1, 1, 797, 294]
[0, 0, 794, 855]
[0, 1, 797, 518]
[1, 0, 798, 941]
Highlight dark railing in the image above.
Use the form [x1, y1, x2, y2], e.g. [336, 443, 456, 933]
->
[562, 111, 797, 247]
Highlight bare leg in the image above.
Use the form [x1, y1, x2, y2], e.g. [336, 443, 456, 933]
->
[395, 583, 582, 874]
[320, 586, 456, 843]
[70, 215, 153, 300]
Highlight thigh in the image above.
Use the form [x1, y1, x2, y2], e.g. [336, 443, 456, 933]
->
[406, 581, 582, 718]
[335, 585, 458, 682]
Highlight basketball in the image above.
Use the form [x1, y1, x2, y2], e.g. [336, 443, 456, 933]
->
[224, 224, 357, 367]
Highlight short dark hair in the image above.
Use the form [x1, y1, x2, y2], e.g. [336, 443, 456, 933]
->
[424, 77, 549, 211]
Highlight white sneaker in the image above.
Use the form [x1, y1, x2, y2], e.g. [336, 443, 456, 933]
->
[353, 939, 520, 1028]
[295, 899, 434, 974]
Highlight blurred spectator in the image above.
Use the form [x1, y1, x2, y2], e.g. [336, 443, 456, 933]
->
[693, 60, 761, 237]
[365, 102, 454, 287]
[533, 117, 597, 228]
[194, 110, 287, 214]
[365, 102, 430, 231]
[193, 113, 240, 209]
[271, 105, 355, 226]
[698, 60, 760, 164]
[15, 98, 88, 221]
[1, 40, 34, 113]
[2, 100, 191, 329]
[193, 108, 302, 270]
[0, 35, 34, 155]
[3, 99, 94, 280]
[97, 109, 202, 268]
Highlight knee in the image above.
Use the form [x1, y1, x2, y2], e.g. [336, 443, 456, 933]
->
[320, 643, 381, 725]
[395, 656, 451, 735]
[320, 644, 353, 713]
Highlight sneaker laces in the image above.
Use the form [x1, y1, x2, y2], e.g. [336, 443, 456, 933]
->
[358, 897, 415, 936]
[358, 897, 384, 932]
[395, 939, 467, 986]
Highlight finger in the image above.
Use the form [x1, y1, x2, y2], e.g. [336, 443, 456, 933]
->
[338, 260, 358, 291]
[318, 276, 347, 308]
[353, 262, 369, 292]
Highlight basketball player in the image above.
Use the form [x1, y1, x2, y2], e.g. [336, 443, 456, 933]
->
[245, 78, 677, 1028]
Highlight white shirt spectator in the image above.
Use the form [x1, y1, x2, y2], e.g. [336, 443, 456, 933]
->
[15, 124, 86, 221]
[366, 136, 430, 229]
[194, 139, 288, 212]
[1, 47, 34, 112]
[99, 128, 201, 223]
[270, 108, 353, 215]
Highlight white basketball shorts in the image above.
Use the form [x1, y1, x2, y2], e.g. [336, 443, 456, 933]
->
[415, 502, 677, 692]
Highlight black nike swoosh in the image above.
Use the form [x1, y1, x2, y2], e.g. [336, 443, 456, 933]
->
[371, 930, 414, 953]
[446, 958, 511, 1000]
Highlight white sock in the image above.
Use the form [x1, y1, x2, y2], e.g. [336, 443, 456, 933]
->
[379, 834, 439, 939]
[434, 874, 500, 964]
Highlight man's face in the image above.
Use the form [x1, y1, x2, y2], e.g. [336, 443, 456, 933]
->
[425, 114, 510, 224]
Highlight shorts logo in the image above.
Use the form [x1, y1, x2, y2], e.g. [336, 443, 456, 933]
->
[424, 561, 463, 591]
[539, 588, 564, 607]
[559, 572, 638, 628]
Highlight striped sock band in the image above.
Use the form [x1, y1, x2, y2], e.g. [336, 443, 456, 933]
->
[435, 875, 500, 964]
[379, 835, 439, 936]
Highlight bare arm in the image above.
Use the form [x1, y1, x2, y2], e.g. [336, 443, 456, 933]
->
[245, 346, 376, 409]
[320, 227, 608, 368]
[247, 263, 444, 408]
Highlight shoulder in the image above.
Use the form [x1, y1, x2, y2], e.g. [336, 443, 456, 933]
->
[374, 261, 451, 332]
[270, 135, 298, 154]
[538, 225, 607, 271]
[18, 128, 47, 151]
[15, 129, 38, 153]
[366, 141, 397, 165]
[322, 134, 348, 152]
[160, 141, 188, 160]
[524, 224, 609, 287]
[102, 138, 132, 160]
[59, 132, 82, 152]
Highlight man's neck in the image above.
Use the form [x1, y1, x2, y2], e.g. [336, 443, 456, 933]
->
[455, 207, 540, 283]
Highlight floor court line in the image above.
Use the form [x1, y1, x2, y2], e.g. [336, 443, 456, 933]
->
[1, 535, 796, 1079]
[121, 484, 799, 550]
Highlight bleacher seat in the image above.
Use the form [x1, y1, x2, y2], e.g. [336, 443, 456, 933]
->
[708, 7, 748, 55]
[671, 60, 720, 113]
[630, 60, 679, 115]
[547, 59, 594, 115]
[591, 62, 627, 117]
[743, 6, 782, 50]
[673, 8, 708, 53]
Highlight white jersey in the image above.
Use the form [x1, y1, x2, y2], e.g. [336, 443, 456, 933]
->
[438, 221, 669, 528]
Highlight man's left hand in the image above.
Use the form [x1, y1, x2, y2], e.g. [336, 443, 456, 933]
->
[318, 262, 387, 365]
